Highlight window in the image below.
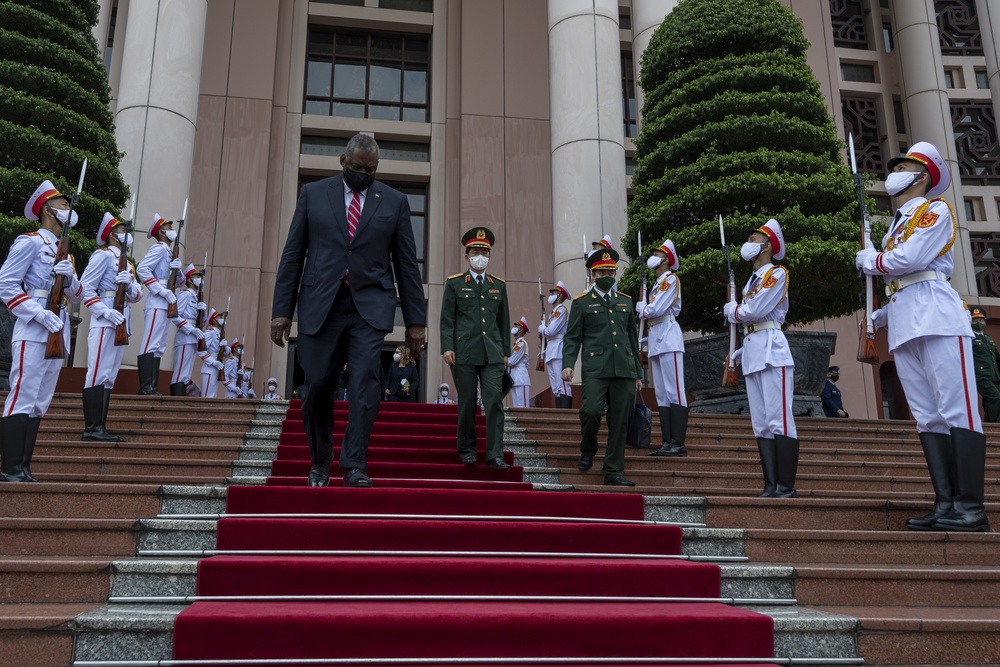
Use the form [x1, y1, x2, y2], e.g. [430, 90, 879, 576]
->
[380, 0, 433, 11]
[104, 3, 117, 77]
[882, 21, 893, 53]
[893, 98, 906, 134]
[841, 63, 876, 83]
[965, 197, 985, 221]
[301, 136, 430, 162]
[830, 0, 869, 50]
[944, 67, 964, 89]
[618, 9, 632, 30]
[842, 97, 885, 178]
[971, 232, 1000, 297]
[936, 0, 983, 57]
[977, 69, 990, 90]
[305, 29, 430, 122]
[621, 52, 637, 139]
[313, 0, 364, 5]
[951, 101, 1000, 185]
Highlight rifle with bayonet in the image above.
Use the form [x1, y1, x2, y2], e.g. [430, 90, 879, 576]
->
[536, 278, 546, 372]
[44, 159, 87, 360]
[113, 195, 135, 347]
[849, 133, 880, 365]
[217, 296, 229, 382]
[195, 252, 207, 352]
[637, 229, 647, 366]
[721, 215, 739, 389]
[165, 198, 187, 319]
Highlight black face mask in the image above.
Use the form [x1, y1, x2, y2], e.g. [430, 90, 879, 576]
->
[830, 374, 839, 382]
[344, 168, 375, 193]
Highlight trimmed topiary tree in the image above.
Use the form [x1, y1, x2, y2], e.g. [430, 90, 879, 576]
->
[0, 0, 128, 269]
[622, 0, 860, 334]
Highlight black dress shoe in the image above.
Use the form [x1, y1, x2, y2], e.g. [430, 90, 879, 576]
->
[486, 456, 510, 469]
[343, 468, 373, 488]
[578, 455, 593, 471]
[604, 475, 636, 486]
[460, 454, 477, 467]
[307, 465, 330, 487]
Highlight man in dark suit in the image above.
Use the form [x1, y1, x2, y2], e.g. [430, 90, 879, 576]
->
[271, 134, 426, 488]
[971, 307, 1000, 423]
[820, 366, 848, 418]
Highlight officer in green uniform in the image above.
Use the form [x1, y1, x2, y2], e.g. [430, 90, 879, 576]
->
[440, 227, 511, 468]
[562, 248, 642, 486]
[970, 307, 1000, 423]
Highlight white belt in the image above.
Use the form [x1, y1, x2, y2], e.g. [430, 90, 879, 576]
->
[547, 335, 563, 340]
[743, 320, 776, 335]
[29, 289, 48, 298]
[887, 270, 946, 296]
[157, 279, 167, 285]
[102, 290, 117, 298]
[650, 314, 675, 327]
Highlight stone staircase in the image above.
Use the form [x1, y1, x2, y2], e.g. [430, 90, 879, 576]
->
[509, 407, 1000, 667]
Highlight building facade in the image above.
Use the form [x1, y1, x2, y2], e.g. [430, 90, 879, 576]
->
[86, 0, 1000, 415]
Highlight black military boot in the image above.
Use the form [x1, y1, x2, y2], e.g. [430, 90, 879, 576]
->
[136, 353, 161, 395]
[756, 437, 778, 498]
[646, 406, 673, 456]
[773, 434, 800, 498]
[667, 404, 689, 457]
[905, 432, 955, 531]
[169, 382, 186, 396]
[151, 356, 163, 395]
[1, 414, 31, 482]
[102, 388, 124, 443]
[933, 428, 990, 532]
[555, 395, 572, 409]
[23, 417, 41, 482]
[82, 386, 120, 442]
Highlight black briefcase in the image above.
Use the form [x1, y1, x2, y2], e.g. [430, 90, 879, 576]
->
[500, 370, 515, 399]
[626, 392, 652, 449]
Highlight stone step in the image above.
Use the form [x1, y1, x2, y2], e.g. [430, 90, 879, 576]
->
[792, 564, 1000, 608]
[0, 558, 112, 604]
[31, 440, 245, 460]
[31, 427, 246, 445]
[28, 454, 236, 478]
[0, 603, 98, 667]
[0, 518, 139, 557]
[0, 482, 163, 519]
[18, 471, 235, 485]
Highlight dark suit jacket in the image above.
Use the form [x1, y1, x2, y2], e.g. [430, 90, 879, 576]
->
[272, 175, 426, 336]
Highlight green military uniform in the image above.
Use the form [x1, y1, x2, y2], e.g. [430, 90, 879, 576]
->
[971, 307, 1000, 423]
[440, 227, 511, 463]
[562, 249, 642, 483]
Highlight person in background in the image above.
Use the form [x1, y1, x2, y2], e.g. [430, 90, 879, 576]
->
[507, 316, 531, 408]
[262, 377, 282, 401]
[434, 382, 455, 405]
[821, 366, 848, 418]
[539, 281, 572, 408]
[384, 345, 419, 402]
[970, 307, 1000, 423]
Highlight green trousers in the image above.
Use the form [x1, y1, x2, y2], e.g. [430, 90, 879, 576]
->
[978, 377, 1000, 423]
[579, 376, 635, 481]
[450, 363, 505, 460]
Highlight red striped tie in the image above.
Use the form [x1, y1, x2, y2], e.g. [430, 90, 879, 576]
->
[348, 192, 361, 241]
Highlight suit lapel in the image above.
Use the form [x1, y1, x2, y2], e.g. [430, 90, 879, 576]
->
[353, 181, 385, 241]
[326, 176, 350, 245]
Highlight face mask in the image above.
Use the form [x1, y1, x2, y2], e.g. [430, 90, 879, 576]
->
[595, 276, 615, 291]
[393, 353, 401, 362]
[48, 207, 78, 228]
[647, 256, 663, 270]
[344, 168, 375, 193]
[217, 318, 225, 327]
[469, 255, 489, 271]
[440, 390, 449, 397]
[547, 294, 558, 305]
[268, 384, 277, 392]
[511, 327, 521, 335]
[115, 232, 133, 248]
[740, 242, 764, 262]
[830, 374, 840, 382]
[192, 277, 202, 287]
[973, 321, 986, 331]
[164, 230, 177, 243]
[885, 171, 919, 197]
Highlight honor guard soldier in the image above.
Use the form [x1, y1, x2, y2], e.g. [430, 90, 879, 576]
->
[970, 308, 1000, 423]
[440, 226, 511, 469]
[80, 213, 143, 441]
[539, 281, 573, 408]
[507, 316, 531, 408]
[636, 239, 688, 457]
[136, 214, 181, 395]
[0, 180, 85, 481]
[262, 377, 282, 401]
[561, 248, 642, 486]
[199, 309, 225, 398]
[724, 218, 799, 498]
[223, 338, 244, 398]
[239, 362, 255, 398]
[433, 383, 455, 405]
[590, 235, 614, 256]
[857, 142, 989, 532]
[168, 264, 206, 396]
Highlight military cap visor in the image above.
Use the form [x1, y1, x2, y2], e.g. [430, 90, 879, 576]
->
[587, 248, 619, 270]
[971, 307, 986, 319]
[462, 227, 495, 249]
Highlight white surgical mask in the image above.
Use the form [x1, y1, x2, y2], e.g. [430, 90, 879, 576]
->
[164, 230, 177, 243]
[267, 384, 276, 391]
[511, 327, 520, 335]
[49, 207, 78, 228]
[647, 256, 663, 270]
[393, 353, 401, 362]
[115, 232, 133, 248]
[547, 294, 558, 305]
[885, 171, 919, 197]
[740, 242, 764, 262]
[469, 255, 489, 271]
[217, 317, 225, 327]
[192, 277, 202, 287]
[440, 390, 448, 397]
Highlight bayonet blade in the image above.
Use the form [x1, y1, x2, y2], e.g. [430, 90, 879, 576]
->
[181, 197, 189, 223]
[76, 159, 87, 194]
[848, 132, 858, 176]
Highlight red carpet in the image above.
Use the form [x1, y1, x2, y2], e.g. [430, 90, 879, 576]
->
[172, 401, 777, 664]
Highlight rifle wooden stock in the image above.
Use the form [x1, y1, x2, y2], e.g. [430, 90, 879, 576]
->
[195, 281, 207, 352]
[721, 282, 739, 389]
[857, 279, 880, 364]
[217, 326, 226, 382]
[43, 235, 71, 360]
[113, 246, 130, 346]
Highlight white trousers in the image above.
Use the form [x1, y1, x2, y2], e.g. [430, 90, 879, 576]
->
[745, 364, 797, 439]
[545, 359, 571, 397]
[4, 341, 61, 417]
[201, 371, 218, 399]
[893, 335, 983, 434]
[511, 385, 530, 408]
[85, 326, 126, 389]
[172, 343, 197, 384]
[140, 306, 169, 357]
[650, 351, 687, 407]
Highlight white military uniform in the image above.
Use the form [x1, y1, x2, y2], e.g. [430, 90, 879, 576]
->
[170, 285, 201, 386]
[727, 263, 796, 439]
[262, 377, 282, 401]
[638, 270, 686, 407]
[433, 383, 455, 404]
[136, 239, 172, 357]
[81, 246, 142, 388]
[0, 229, 84, 417]
[223, 351, 242, 398]
[860, 196, 981, 434]
[507, 335, 531, 408]
[539, 300, 571, 398]
[199, 324, 224, 399]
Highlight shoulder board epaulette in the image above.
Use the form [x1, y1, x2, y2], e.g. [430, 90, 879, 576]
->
[573, 292, 590, 301]
[21, 231, 39, 237]
[488, 274, 505, 283]
[616, 291, 631, 299]
[447, 273, 465, 280]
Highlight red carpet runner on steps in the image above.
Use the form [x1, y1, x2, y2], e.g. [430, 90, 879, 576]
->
[172, 400, 779, 666]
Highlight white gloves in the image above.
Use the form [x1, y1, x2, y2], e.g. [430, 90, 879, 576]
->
[34, 310, 64, 333]
[101, 309, 126, 326]
[871, 308, 887, 330]
[193, 328, 206, 340]
[856, 247, 878, 272]
[169, 258, 182, 270]
[731, 348, 743, 366]
[160, 289, 177, 305]
[53, 259, 75, 277]
[115, 270, 132, 285]
[220, 338, 228, 348]
[197, 301, 207, 312]
[635, 301, 647, 317]
[723, 301, 737, 319]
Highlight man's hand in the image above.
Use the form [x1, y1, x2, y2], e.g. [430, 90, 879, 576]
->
[161, 289, 177, 305]
[636, 379, 643, 392]
[562, 368, 573, 382]
[443, 351, 456, 366]
[100, 309, 126, 326]
[169, 258, 182, 270]
[405, 324, 426, 358]
[194, 328, 206, 340]
[271, 317, 291, 348]
[837, 409, 847, 417]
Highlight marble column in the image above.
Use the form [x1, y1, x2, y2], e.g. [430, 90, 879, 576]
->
[976, 0, 1000, 122]
[548, 0, 628, 293]
[629, 0, 677, 127]
[891, 0, 975, 298]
